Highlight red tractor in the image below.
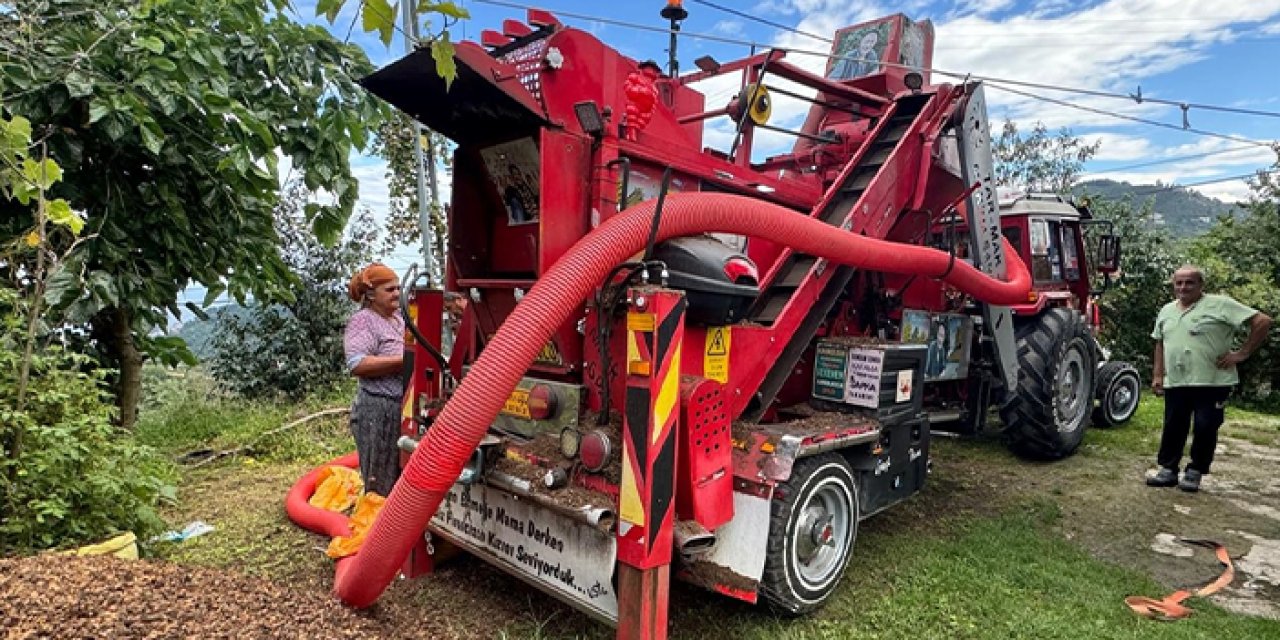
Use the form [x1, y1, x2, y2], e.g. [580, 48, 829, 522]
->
[291, 7, 1139, 638]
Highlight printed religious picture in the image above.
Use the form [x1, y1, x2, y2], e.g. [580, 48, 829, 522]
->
[828, 20, 890, 80]
[902, 310, 973, 382]
[480, 138, 542, 225]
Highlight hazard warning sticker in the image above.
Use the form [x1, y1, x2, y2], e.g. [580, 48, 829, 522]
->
[704, 326, 730, 383]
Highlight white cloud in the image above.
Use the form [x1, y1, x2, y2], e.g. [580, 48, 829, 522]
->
[1262, 20, 1280, 34]
[712, 20, 746, 37]
[1086, 133, 1152, 161]
[1190, 180, 1254, 202]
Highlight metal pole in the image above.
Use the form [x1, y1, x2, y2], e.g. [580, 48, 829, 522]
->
[402, 0, 439, 283]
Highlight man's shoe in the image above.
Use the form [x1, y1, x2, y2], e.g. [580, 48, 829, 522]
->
[1146, 467, 1178, 487]
[1179, 469, 1202, 493]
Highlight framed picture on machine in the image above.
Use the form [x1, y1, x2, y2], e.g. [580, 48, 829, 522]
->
[901, 310, 973, 382]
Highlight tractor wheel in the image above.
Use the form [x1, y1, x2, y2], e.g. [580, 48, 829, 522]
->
[999, 307, 1097, 460]
[760, 453, 859, 615]
[1092, 361, 1141, 427]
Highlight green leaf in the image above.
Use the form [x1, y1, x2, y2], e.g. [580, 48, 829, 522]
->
[202, 283, 226, 307]
[2, 115, 32, 149]
[150, 57, 178, 73]
[22, 158, 64, 190]
[45, 200, 84, 235]
[431, 36, 457, 90]
[64, 71, 94, 98]
[139, 121, 165, 155]
[140, 36, 166, 54]
[421, 1, 470, 19]
[316, 0, 341, 22]
[363, 0, 397, 46]
[88, 101, 112, 124]
[203, 91, 233, 112]
[43, 266, 82, 308]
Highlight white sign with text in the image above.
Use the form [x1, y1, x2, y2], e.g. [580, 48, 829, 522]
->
[430, 482, 618, 623]
[845, 348, 885, 409]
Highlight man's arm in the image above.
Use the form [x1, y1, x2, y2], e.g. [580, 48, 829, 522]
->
[1152, 340, 1165, 396]
[1217, 312, 1274, 368]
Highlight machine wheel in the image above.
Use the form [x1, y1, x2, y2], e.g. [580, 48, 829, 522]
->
[999, 307, 1097, 460]
[760, 453, 859, 615]
[1092, 361, 1141, 427]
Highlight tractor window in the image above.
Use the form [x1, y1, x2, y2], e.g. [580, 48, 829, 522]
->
[1029, 218, 1063, 282]
[1060, 223, 1080, 281]
[1003, 227, 1023, 256]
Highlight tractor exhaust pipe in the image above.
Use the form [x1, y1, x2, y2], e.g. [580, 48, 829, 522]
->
[316, 192, 1029, 608]
[674, 520, 717, 560]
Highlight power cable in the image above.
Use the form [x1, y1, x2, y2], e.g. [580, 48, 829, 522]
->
[984, 81, 1274, 149]
[1088, 144, 1272, 176]
[1126, 170, 1276, 196]
[483, 0, 1280, 121]
[688, 0, 830, 44]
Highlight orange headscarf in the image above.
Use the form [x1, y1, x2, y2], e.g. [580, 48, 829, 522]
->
[347, 263, 398, 303]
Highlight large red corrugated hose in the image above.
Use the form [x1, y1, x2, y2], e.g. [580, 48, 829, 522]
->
[298, 193, 1030, 607]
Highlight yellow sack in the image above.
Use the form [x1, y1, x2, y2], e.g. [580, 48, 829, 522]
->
[65, 532, 139, 560]
[309, 466, 364, 513]
[325, 492, 386, 559]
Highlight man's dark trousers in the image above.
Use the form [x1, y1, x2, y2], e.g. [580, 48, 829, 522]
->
[1159, 386, 1232, 474]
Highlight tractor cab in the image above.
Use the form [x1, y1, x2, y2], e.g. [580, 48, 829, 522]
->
[995, 190, 1121, 321]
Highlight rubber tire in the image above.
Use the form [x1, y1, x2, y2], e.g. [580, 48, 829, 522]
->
[760, 454, 859, 615]
[1092, 361, 1141, 427]
[999, 307, 1097, 460]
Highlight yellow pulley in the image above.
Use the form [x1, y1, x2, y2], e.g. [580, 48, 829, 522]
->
[739, 83, 772, 126]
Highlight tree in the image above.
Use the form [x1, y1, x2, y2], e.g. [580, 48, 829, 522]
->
[2, 103, 173, 554]
[0, 0, 387, 428]
[210, 181, 378, 398]
[993, 119, 1101, 193]
[373, 111, 451, 275]
[1085, 195, 1186, 371]
[1186, 147, 1280, 403]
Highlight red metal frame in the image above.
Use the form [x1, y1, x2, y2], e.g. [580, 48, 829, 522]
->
[362, 7, 1104, 637]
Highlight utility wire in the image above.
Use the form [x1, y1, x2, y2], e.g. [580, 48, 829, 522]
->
[484, 0, 1280, 121]
[1126, 170, 1276, 196]
[984, 81, 1274, 149]
[688, 0, 830, 44]
[1088, 144, 1272, 176]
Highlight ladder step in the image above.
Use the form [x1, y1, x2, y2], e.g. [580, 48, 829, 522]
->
[776, 256, 816, 287]
[864, 146, 892, 166]
[751, 293, 790, 324]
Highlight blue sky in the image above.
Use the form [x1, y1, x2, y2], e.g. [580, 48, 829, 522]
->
[189, 0, 1279, 299]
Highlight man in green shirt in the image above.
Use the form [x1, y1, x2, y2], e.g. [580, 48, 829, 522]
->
[1147, 265, 1272, 492]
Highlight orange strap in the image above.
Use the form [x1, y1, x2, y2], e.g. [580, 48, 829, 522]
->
[1125, 538, 1234, 621]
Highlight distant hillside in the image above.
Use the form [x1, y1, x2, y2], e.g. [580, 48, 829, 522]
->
[1074, 179, 1244, 238]
[175, 305, 248, 360]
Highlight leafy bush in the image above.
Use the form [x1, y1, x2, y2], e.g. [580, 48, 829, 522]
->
[1086, 195, 1186, 372]
[1187, 173, 1280, 406]
[0, 287, 175, 553]
[210, 182, 377, 398]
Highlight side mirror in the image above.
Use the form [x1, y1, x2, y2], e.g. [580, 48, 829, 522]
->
[1096, 234, 1121, 274]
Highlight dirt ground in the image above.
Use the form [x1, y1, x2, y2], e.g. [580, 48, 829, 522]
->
[2, 415, 1278, 638]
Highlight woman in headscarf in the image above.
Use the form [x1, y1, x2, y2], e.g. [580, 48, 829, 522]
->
[343, 263, 404, 496]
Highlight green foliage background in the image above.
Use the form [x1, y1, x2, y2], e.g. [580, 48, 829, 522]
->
[209, 182, 378, 398]
[0, 286, 175, 553]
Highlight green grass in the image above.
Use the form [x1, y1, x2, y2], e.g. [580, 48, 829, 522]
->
[660, 501, 1275, 640]
[1084, 395, 1280, 459]
[138, 373, 1279, 639]
[135, 366, 354, 463]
